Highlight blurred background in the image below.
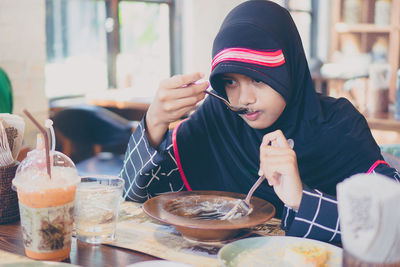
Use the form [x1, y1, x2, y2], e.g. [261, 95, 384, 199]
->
[1, 0, 400, 173]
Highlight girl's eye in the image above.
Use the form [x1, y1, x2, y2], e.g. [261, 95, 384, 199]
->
[253, 78, 263, 84]
[222, 79, 237, 87]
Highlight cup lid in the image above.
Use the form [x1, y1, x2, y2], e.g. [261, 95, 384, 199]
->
[12, 149, 79, 192]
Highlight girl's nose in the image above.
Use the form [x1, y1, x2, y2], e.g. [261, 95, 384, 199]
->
[239, 84, 256, 106]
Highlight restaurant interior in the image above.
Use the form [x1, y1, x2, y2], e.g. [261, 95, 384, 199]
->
[2, 0, 400, 172]
[1, 0, 400, 266]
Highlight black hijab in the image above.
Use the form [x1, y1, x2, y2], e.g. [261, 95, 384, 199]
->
[173, 0, 381, 216]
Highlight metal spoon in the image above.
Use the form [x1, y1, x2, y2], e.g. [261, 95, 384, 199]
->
[221, 175, 265, 220]
[205, 91, 249, 114]
[222, 139, 295, 220]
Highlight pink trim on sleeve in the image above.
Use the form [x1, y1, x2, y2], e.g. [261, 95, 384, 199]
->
[366, 160, 390, 174]
[172, 119, 192, 191]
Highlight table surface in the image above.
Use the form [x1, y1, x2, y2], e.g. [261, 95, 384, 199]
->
[0, 221, 159, 267]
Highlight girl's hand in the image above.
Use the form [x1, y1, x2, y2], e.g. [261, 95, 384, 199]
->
[146, 72, 208, 147]
[259, 130, 302, 210]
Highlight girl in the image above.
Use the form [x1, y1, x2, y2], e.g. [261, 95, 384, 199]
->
[120, 0, 399, 243]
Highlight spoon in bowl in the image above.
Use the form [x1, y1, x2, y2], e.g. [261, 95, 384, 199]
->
[221, 175, 265, 220]
[222, 139, 295, 220]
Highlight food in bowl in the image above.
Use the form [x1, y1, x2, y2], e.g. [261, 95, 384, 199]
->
[164, 195, 240, 220]
[284, 243, 331, 267]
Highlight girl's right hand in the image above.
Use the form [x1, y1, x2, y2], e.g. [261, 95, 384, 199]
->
[145, 72, 208, 147]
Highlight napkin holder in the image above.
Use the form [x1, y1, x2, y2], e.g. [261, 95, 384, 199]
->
[0, 161, 20, 223]
[338, 173, 400, 266]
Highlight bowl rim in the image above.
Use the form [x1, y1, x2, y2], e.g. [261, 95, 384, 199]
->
[142, 190, 276, 231]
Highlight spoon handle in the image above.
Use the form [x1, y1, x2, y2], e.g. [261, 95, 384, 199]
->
[205, 91, 229, 105]
[205, 91, 249, 114]
[243, 141, 294, 206]
[244, 175, 266, 204]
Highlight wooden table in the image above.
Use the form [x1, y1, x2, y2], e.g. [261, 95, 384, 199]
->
[0, 221, 158, 267]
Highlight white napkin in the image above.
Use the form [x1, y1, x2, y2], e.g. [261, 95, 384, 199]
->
[337, 173, 400, 263]
[0, 113, 25, 160]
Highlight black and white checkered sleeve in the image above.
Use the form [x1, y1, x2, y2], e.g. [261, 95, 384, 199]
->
[280, 162, 399, 244]
[372, 162, 400, 183]
[119, 119, 184, 202]
[281, 185, 341, 244]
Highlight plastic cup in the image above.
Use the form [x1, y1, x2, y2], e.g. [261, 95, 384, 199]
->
[12, 150, 79, 261]
[74, 175, 124, 244]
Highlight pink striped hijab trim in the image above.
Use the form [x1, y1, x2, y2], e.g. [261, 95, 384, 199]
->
[212, 48, 285, 70]
[366, 160, 390, 174]
[172, 119, 192, 191]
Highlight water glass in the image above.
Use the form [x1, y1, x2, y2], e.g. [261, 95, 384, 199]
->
[74, 175, 124, 244]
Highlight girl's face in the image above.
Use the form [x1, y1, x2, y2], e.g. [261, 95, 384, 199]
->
[222, 73, 286, 129]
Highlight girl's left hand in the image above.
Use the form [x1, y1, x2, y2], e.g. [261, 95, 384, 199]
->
[259, 130, 302, 210]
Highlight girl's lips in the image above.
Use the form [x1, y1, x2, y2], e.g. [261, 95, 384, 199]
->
[244, 111, 260, 121]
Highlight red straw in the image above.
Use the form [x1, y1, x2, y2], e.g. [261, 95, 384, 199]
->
[23, 110, 51, 178]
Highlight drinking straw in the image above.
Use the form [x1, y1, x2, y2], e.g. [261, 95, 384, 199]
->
[23, 110, 51, 178]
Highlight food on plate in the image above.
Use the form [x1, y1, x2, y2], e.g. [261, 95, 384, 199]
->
[284, 243, 331, 267]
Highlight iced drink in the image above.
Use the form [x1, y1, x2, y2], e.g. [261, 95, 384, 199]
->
[12, 150, 79, 261]
[74, 176, 124, 244]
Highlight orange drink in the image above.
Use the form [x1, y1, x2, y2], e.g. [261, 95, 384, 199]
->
[17, 184, 76, 261]
[13, 150, 79, 261]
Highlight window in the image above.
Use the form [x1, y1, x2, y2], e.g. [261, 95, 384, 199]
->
[45, 0, 108, 98]
[117, 1, 171, 97]
[45, 0, 176, 99]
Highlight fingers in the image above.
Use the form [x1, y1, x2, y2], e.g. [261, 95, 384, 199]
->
[265, 172, 281, 186]
[161, 72, 206, 89]
[261, 146, 294, 156]
[258, 130, 302, 210]
[164, 82, 208, 100]
[260, 153, 296, 174]
[152, 73, 209, 124]
[158, 73, 209, 102]
[259, 130, 297, 186]
[161, 95, 205, 114]
[259, 131, 296, 169]
[261, 129, 291, 148]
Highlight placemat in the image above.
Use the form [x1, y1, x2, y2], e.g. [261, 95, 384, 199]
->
[108, 201, 284, 267]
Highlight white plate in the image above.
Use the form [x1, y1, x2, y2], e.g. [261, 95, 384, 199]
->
[218, 236, 342, 267]
[126, 260, 194, 267]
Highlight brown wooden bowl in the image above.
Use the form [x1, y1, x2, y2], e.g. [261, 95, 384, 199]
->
[142, 190, 275, 242]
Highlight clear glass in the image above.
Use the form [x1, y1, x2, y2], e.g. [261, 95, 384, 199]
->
[74, 176, 124, 244]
